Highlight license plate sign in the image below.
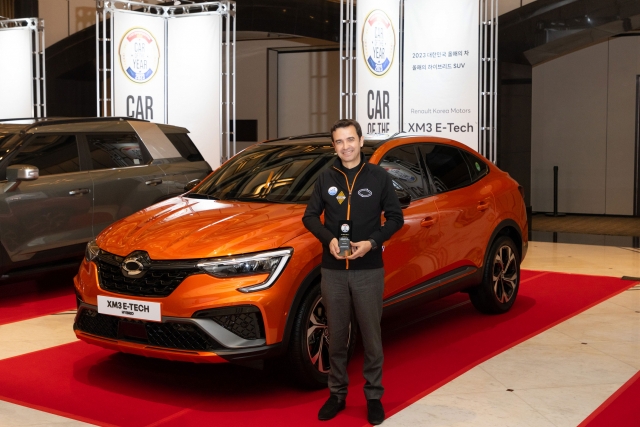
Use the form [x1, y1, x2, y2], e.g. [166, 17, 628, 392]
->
[97, 295, 161, 322]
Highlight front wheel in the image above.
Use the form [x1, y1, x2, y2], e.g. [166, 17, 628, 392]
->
[287, 282, 357, 388]
[469, 235, 520, 314]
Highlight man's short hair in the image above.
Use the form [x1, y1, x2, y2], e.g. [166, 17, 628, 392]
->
[330, 119, 362, 142]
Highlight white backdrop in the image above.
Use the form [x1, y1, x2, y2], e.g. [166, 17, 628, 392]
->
[356, 0, 400, 137]
[113, 11, 166, 122]
[109, 9, 222, 166]
[167, 15, 221, 167]
[0, 28, 34, 119]
[402, 0, 479, 150]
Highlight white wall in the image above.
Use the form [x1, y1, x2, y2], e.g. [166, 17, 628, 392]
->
[531, 37, 639, 215]
[38, 0, 95, 48]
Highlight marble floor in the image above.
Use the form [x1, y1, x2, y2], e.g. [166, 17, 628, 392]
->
[0, 241, 638, 426]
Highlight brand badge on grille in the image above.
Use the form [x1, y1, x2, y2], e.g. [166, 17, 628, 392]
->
[121, 256, 146, 277]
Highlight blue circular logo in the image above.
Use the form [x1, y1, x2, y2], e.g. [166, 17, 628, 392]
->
[328, 186, 338, 196]
[362, 10, 395, 76]
[119, 28, 160, 83]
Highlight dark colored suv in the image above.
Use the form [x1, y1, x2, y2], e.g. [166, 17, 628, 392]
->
[0, 117, 210, 281]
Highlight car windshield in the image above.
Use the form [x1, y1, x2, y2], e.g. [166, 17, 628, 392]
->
[189, 142, 375, 203]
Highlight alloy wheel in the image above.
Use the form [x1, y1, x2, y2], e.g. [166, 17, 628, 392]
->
[492, 245, 518, 303]
[305, 295, 351, 374]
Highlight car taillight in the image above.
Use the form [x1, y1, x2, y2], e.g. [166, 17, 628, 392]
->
[518, 185, 525, 200]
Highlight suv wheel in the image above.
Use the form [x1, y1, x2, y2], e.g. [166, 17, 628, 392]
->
[469, 235, 520, 314]
[287, 281, 357, 388]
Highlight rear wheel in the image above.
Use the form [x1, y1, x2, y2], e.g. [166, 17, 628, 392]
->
[469, 236, 520, 314]
[287, 282, 357, 388]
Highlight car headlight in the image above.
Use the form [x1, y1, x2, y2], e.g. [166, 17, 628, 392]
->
[85, 240, 100, 262]
[197, 248, 293, 293]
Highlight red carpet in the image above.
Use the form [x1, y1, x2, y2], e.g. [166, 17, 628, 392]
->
[0, 279, 76, 326]
[0, 270, 634, 427]
[579, 370, 640, 427]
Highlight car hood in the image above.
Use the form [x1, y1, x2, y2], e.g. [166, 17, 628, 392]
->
[97, 196, 310, 259]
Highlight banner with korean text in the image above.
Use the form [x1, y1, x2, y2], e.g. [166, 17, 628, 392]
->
[356, 0, 401, 137]
[402, 0, 479, 150]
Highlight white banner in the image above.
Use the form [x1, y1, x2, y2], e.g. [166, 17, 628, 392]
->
[356, 0, 400, 137]
[0, 28, 34, 119]
[113, 11, 166, 122]
[167, 15, 221, 168]
[403, 0, 479, 150]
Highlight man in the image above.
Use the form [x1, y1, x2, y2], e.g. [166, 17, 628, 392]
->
[302, 119, 404, 425]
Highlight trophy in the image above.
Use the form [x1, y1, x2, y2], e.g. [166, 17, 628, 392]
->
[338, 220, 352, 257]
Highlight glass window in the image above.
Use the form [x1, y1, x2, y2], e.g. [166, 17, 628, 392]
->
[379, 145, 429, 199]
[461, 149, 488, 182]
[164, 133, 204, 162]
[87, 134, 144, 169]
[420, 144, 472, 193]
[10, 134, 80, 176]
[190, 143, 375, 204]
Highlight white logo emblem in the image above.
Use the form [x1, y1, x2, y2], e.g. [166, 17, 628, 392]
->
[328, 186, 338, 196]
[341, 224, 350, 233]
[362, 10, 396, 76]
[119, 28, 160, 83]
[358, 188, 373, 197]
[122, 256, 145, 277]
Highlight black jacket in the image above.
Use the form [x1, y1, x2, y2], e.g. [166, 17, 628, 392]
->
[303, 154, 404, 270]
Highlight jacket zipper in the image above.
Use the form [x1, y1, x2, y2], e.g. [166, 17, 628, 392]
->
[332, 163, 366, 269]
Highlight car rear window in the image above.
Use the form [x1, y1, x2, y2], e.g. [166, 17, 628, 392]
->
[164, 133, 204, 162]
[420, 144, 473, 192]
[87, 134, 145, 169]
[461, 149, 488, 182]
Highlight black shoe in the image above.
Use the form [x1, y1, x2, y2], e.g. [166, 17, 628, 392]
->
[318, 395, 346, 421]
[367, 399, 385, 425]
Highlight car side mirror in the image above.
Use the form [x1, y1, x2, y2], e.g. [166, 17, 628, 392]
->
[184, 179, 201, 192]
[398, 193, 411, 209]
[4, 164, 39, 193]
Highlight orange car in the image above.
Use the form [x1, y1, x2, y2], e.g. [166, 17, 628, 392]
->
[73, 134, 527, 387]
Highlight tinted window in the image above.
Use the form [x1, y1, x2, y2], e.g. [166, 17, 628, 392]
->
[10, 134, 80, 176]
[190, 143, 375, 203]
[461, 149, 488, 182]
[379, 145, 429, 199]
[165, 133, 204, 162]
[87, 134, 144, 169]
[420, 144, 472, 192]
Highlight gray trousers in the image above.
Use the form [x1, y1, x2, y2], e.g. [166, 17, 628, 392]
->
[320, 267, 385, 400]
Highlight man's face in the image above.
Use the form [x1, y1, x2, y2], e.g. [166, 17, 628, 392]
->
[332, 125, 364, 165]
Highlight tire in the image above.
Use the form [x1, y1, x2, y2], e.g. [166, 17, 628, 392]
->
[286, 281, 357, 389]
[469, 235, 520, 314]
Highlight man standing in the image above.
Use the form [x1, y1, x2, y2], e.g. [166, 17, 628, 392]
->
[303, 119, 404, 425]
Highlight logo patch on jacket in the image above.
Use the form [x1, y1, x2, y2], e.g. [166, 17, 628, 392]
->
[358, 188, 372, 198]
[336, 191, 346, 204]
[328, 186, 338, 196]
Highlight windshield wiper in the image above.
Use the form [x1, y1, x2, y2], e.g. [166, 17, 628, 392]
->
[185, 193, 219, 200]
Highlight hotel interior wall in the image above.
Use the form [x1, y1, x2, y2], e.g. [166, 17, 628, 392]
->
[531, 36, 639, 215]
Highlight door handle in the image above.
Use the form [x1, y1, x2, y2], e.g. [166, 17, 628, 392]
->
[420, 216, 437, 227]
[69, 188, 90, 196]
[145, 178, 163, 186]
[477, 200, 490, 211]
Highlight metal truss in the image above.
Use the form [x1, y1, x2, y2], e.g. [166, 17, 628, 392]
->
[339, 0, 356, 120]
[95, 0, 236, 161]
[479, 0, 498, 163]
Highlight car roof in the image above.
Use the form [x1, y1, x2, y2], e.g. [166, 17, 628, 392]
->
[0, 117, 189, 134]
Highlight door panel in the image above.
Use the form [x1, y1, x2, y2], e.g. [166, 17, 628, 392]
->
[383, 197, 441, 299]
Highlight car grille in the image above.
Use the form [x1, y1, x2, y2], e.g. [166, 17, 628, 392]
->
[96, 251, 202, 298]
[74, 308, 223, 352]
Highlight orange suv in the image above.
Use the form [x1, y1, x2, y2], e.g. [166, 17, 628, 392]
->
[73, 134, 527, 387]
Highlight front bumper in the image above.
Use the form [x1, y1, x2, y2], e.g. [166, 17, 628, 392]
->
[74, 303, 282, 363]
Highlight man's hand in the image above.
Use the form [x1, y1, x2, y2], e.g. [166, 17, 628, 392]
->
[347, 240, 372, 259]
[329, 238, 346, 259]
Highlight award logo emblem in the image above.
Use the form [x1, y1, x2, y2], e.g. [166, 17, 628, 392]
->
[362, 9, 395, 76]
[338, 220, 352, 257]
[119, 28, 160, 83]
[328, 186, 338, 196]
[358, 188, 373, 197]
